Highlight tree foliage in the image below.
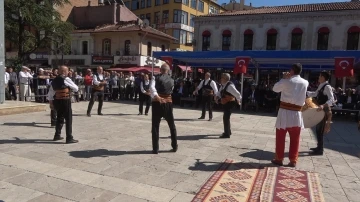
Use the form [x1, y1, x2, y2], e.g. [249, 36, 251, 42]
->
[5, 0, 74, 65]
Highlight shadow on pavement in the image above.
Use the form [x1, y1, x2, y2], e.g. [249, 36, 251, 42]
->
[239, 149, 310, 161]
[174, 118, 196, 121]
[0, 137, 63, 144]
[106, 113, 136, 116]
[2, 122, 52, 128]
[188, 160, 278, 172]
[160, 134, 220, 141]
[69, 149, 154, 158]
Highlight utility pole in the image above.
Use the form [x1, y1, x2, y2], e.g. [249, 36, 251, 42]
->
[0, 0, 5, 104]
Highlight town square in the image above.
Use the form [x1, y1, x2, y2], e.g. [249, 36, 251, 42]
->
[1, 0, 360, 201]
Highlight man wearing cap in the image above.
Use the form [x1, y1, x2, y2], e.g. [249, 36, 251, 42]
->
[149, 63, 177, 154]
[19, 66, 33, 101]
[193, 72, 218, 121]
[271, 63, 308, 167]
[34, 68, 50, 103]
[47, 66, 79, 144]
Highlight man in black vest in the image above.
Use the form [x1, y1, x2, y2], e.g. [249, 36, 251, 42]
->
[139, 74, 151, 115]
[307, 71, 335, 155]
[149, 63, 177, 154]
[193, 72, 218, 121]
[215, 73, 242, 138]
[47, 66, 79, 144]
[87, 66, 107, 117]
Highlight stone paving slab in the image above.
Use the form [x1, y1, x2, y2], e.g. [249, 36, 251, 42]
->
[0, 101, 360, 202]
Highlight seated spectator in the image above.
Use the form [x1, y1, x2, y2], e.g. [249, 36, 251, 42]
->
[245, 84, 260, 112]
[341, 88, 357, 109]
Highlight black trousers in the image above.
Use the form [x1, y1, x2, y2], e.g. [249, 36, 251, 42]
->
[53, 99, 73, 140]
[87, 90, 104, 114]
[223, 101, 236, 136]
[201, 95, 213, 118]
[8, 84, 17, 100]
[152, 101, 177, 151]
[51, 109, 57, 125]
[139, 93, 151, 114]
[315, 114, 327, 152]
[134, 87, 140, 101]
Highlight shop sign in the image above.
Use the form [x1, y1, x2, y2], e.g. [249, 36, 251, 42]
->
[118, 56, 139, 64]
[29, 53, 49, 60]
[92, 56, 114, 65]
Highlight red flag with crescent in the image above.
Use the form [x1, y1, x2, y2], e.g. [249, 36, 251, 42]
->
[161, 56, 173, 70]
[234, 57, 250, 74]
[334, 57, 354, 78]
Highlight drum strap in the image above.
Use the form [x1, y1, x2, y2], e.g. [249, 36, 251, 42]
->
[280, 101, 302, 111]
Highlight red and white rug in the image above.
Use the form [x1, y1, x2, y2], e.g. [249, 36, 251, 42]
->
[192, 160, 325, 202]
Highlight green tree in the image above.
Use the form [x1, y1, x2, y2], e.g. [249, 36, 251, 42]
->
[5, 0, 74, 66]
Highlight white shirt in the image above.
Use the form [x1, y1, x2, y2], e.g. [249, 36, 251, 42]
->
[196, 79, 219, 95]
[149, 76, 174, 98]
[4, 72, 9, 85]
[273, 75, 309, 129]
[307, 82, 335, 107]
[19, 71, 33, 84]
[47, 77, 79, 101]
[93, 74, 104, 86]
[216, 82, 242, 101]
[140, 80, 150, 93]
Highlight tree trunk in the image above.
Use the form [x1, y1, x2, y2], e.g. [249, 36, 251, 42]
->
[17, 15, 25, 64]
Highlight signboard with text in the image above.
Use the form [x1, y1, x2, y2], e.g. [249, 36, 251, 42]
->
[118, 56, 139, 65]
[91, 56, 114, 65]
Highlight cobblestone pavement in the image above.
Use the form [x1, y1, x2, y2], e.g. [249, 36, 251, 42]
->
[0, 101, 360, 202]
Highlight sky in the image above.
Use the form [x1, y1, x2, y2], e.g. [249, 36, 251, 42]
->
[217, 0, 349, 7]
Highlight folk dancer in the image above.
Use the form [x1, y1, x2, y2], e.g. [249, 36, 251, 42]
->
[87, 66, 107, 117]
[306, 71, 334, 155]
[215, 73, 242, 138]
[271, 63, 308, 167]
[47, 66, 79, 144]
[139, 74, 151, 115]
[193, 72, 218, 121]
[149, 63, 178, 154]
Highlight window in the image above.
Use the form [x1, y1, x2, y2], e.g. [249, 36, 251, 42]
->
[155, 0, 160, 6]
[188, 32, 194, 44]
[162, 10, 169, 23]
[243, 29, 253, 50]
[140, 14, 145, 19]
[154, 12, 160, 24]
[266, 28, 277, 50]
[202, 30, 210, 51]
[174, 0, 181, 3]
[190, 0, 196, 9]
[124, 1, 130, 8]
[209, 6, 219, 14]
[290, 28, 303, 50]
[173, 10, 188, 24]
[161, 45, 166, 51]
[102, 39, 111, 55]
[147, 42, 152, 56]
[146, 13, 151, 23]
[146, 0, 151, 7]
[222, 30, 231, 51]
[182, 0, 189, 6]
[190, 14, 195, 27]
[124, 40, 131, 56]
[173, 29, 180, 43]
[81, 41, 88, 55]
[141, 0, 145, 8]
[317, 27, 329, 50]
[163, 0, 169, 4]
[347, 26, 360, 50]
[197, 1, 204, 12]
[131, 0, 139, 10]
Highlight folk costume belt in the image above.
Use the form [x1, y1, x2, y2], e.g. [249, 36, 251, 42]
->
[280, 101, 302, 111]
[203, 89, 214, 96]
[221, 95, 235, 105]
[55, 88, 70, 99]
[153, 94, 172, 103]
[92, 85, 104, 91]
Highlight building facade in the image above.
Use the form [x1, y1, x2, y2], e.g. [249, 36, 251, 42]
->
[194, 2, 360, 52]
[220, 0, 253, 11]
[124, 0, 226, 51]
[49, 3, 175, 69]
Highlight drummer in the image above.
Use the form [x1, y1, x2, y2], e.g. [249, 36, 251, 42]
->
[306, 71, 335, 156]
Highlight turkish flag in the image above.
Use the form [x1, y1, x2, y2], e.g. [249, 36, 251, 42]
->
[234, 57, 250, 74]
[334, 57, 354, 78]
[161, 56, 173, 70]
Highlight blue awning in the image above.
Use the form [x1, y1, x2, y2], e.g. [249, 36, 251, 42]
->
[153, 50, 360, 70]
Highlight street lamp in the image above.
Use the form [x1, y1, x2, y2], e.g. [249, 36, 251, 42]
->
[0, 0, 5, 104]
[146, 54, 159, 77]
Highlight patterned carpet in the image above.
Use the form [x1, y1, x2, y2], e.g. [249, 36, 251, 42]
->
[192, 160, 325, 202]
